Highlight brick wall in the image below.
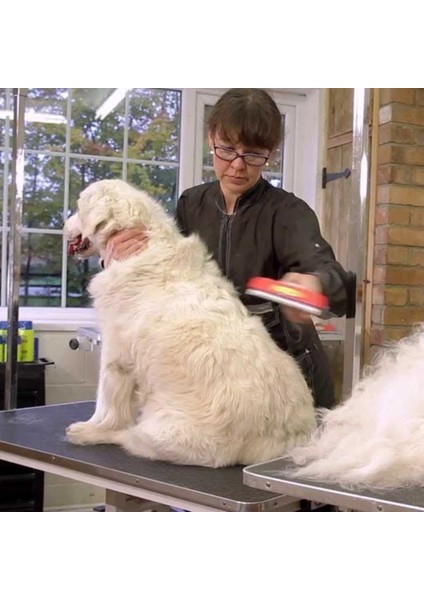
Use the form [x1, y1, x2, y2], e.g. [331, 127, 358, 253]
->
[373, 88, 424, 346]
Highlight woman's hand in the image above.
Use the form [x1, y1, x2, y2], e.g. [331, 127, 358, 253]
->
[279, 272, 322, 324]
[103, 227, 149, 267]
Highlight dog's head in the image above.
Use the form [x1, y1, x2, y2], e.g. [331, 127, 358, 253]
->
[64, 179, 170, 259]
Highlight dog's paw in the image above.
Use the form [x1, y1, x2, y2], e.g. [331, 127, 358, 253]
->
[66, 421, 107, 445]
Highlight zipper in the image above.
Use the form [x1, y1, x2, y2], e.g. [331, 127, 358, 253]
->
[217, 198, 239, 276]
[218, 214, 233, 276]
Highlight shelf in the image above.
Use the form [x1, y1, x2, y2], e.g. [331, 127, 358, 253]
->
[0, 358, 54, 370]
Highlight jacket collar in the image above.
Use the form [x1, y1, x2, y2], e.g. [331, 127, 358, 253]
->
[215, 177, 268, 214]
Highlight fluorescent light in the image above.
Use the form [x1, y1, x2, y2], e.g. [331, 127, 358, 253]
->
[95, 88, 129, 120]
[0, 109, 66, 125]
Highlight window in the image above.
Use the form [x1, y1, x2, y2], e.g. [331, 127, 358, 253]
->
[0, 88, 182, 309]
[1, 87, 317, 322]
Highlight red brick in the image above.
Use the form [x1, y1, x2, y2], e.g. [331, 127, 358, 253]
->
[378, 145, 424, 167]
[409, 288, 424, 305]
[380, 103, 424, 126]
[386, 227, 424, 247]
[380, 89, 416, 106]
[386, 246, 409, 264]
[409, 248, 424, 266]
[375, 205, 410, 225]
[373, 265, 424, 285]
[416, 90, 424, 106]
[411, 167, 424, 185]
[382, 306, 424, 326]
[372, 306, 384, 324]
[377, 144, 403, 165]
[372, 286, 408, 306]
[410, 209, 424, 226]
[375, 225, 388, 244]
[415, 128, 424, 145]
[377, 165, 412, 185]
[400, 146, 424, 166]
[370, 325, 411, 345]
[377, 185, 424, 206]
[379, 122, 416, 144]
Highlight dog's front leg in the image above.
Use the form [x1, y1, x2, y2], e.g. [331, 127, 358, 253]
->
[67, 344, 138, 445]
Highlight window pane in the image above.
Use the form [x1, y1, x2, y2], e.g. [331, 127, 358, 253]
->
[23, 154, 65, 229]
[126, 163, 178, 214]
[67, 255, 99, 308]
[263, 173, 282, 188]
[24, 88, 67, 152]
[71, 88, 125, 157]
[0, 88, 7, 147]
[128, 89, 181, 162]
[1, 87, 185, 309]
[69, 158, 123, 212]
[264, 114, 285, 179]
[201, 168, 216, 184]
[0, 151, 12, 228]
[20, 233, 63, 306]
[202, 105, 214, 167]
[0, 151, 4, 223]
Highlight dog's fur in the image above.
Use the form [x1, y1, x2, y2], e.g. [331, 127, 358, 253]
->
[64, 179, 316, 468]
[286, 328, 424, 489]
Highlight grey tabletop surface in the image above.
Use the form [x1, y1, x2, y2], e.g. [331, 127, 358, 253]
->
[243, 457, 424, 511]
[0, 401, 292, 511]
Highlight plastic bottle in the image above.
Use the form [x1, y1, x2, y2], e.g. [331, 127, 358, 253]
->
[18, 321, 35, 362]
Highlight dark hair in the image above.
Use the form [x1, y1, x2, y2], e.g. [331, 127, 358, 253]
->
[207, 88, 282, 152]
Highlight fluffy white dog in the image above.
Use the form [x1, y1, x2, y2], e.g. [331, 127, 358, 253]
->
[64, 179, 316, 468]
[286, 328, 424, 489]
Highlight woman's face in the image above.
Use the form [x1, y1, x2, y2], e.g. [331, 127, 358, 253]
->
[208, 133, 270, 199]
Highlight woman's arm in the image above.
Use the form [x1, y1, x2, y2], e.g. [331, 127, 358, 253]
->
[274, 196, 351, 318]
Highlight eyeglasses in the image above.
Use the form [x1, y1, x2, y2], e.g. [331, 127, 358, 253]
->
[212, 145, 269, 167]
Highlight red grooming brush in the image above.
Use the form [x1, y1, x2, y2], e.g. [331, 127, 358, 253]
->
[245, 277, 330, 318]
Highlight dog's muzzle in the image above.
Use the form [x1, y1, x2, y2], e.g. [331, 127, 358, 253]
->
[68, 235, 91, 256]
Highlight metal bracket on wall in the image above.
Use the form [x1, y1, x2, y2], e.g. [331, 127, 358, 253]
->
[321, 167, 351, 189]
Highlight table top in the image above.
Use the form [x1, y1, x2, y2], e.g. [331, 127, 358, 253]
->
[243, 457, 424, 512]
[0, 401, 295, 512]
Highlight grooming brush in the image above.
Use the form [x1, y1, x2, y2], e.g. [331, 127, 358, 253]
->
[245, 277, 330, 318]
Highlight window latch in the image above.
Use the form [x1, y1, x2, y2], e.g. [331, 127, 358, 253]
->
[321, 167, 351, 189]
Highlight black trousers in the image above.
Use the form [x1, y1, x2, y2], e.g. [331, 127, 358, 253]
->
[262, 308, 335, 410]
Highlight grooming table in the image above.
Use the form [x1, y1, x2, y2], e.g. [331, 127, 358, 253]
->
[243, 457, 424, 512]
[0, 401, 300, 512]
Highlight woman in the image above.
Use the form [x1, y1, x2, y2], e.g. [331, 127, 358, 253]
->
[104, 88, 352, 409]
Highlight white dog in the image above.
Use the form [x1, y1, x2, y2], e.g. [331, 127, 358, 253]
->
[286, 328, 424, 489]
[64, 179, 316, 468]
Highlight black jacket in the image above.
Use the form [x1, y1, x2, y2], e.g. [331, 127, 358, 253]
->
[175, 177, 351, 407]
[176, 178, 349, 314]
